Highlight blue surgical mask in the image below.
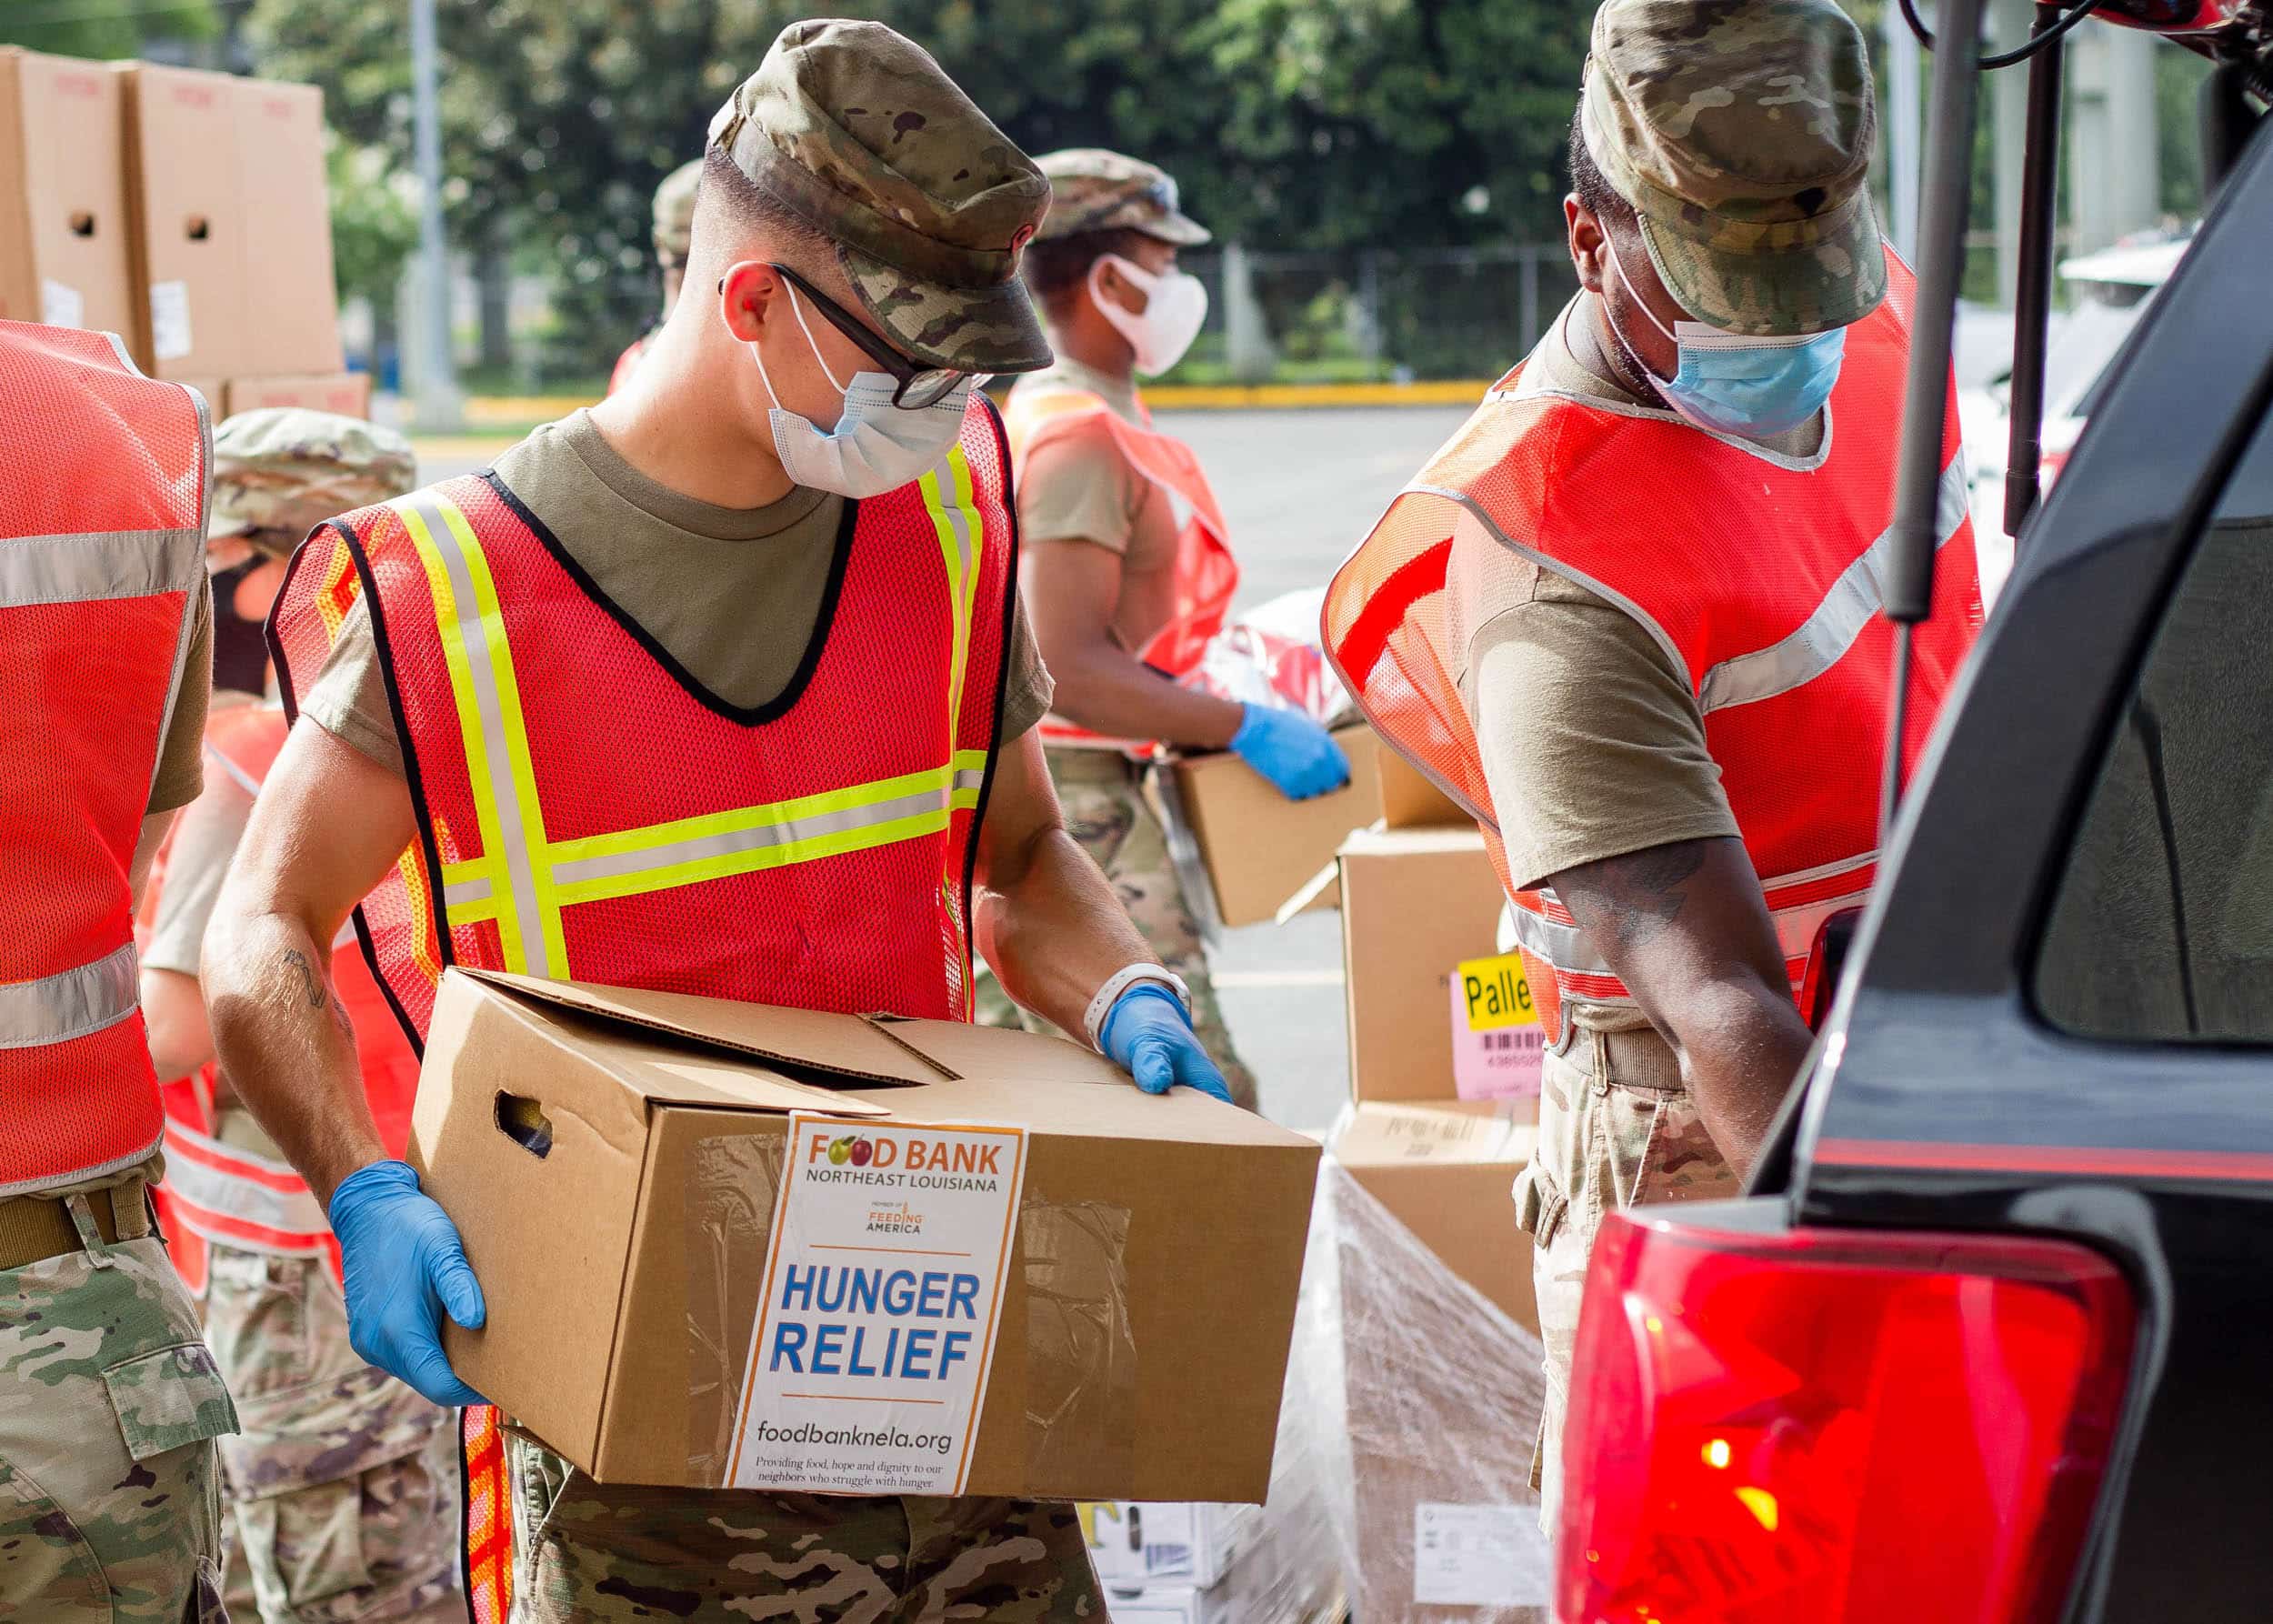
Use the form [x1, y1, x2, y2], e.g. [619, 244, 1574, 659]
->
[1604, 237, 1845, 439]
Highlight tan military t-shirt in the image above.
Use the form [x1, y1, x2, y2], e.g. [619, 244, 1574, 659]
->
[1007, 357, 1184, 656]
[1458, 298, 1826, 891]
[150, 579, 213, 815]
[302, 410, 1053, 775]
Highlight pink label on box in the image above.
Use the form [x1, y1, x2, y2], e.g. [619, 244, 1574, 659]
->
[1449, 954, 1544, 1100]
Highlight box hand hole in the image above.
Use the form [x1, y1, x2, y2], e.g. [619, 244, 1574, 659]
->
[69, 212, 95, 237]
[185, 215, 209, 241]
[495, 1092, 554, 1158]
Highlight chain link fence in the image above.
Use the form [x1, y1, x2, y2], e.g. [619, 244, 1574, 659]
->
[1162, 245, 1578, 386]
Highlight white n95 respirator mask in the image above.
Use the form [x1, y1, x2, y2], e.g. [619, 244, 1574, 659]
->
[1091, 254, 1208, 378]
[746, 282, 972, 499]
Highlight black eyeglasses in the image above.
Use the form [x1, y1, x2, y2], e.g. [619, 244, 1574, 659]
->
[769, 262, 978, 410]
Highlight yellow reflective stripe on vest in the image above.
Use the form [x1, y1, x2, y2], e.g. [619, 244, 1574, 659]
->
[545, 755, 989, 907]
[399, 482, 994, 966]
[393, 490, 564, 978]
[919, 446, 988, 984]
[921, 446, 984, 747]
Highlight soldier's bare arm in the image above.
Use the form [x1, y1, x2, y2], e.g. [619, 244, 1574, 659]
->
[1021, 534, 1244, 748]
[974, 724, 1159, 1033]
[130, 808, 175, 905]
[1548, 835, 1815, 1179]
[205, 722, 417, 1207]
[143, 969, 212, 1082]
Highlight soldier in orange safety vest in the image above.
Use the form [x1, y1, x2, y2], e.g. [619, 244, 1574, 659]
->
[137, 407, 461, 1624]
[989, 148, 1353, 1108]
[1321, 0, 1983, 1532]
[202, 24, 1230, 1624]
[606, 158, 703, 398]
[0, 319, 231, 1619]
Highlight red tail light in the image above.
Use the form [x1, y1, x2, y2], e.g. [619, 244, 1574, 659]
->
[1556, 1214, 2136, 1624]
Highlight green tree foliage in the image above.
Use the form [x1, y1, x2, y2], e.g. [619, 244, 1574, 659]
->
[1210, 0, 1588, 249]
[243, 0, 1597, 376]
[325, 136, 416, 323]
[0, 0, 220, 60]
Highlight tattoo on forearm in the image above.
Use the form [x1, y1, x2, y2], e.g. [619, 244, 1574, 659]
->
[282, 948, 325, 1010]
[329, 994, 355, 1042]
[1578, 841, 1707, 952]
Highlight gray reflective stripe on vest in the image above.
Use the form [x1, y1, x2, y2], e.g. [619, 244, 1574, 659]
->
[1509, 872, 1875, 990]
[0, 526, 205, 606]
[396, 488, 556, 980]
[1698, 452, 1972, 715]
[159, 1122, 330, 1238]
[204, 739, 264, 798]
[548, 768, 990, 889]
[0, 941, 141, 1048]
[1502, 895, 1620, 980]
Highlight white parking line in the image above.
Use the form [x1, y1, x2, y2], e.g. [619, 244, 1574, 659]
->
[1213, 968, 1347, 988]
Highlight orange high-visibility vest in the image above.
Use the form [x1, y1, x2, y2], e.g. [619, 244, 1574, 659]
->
[148, 704, 424, 1295]
[268, 398, 1017, 1624]
[1322, 251, 1982, 1043]
[1004, 384, 1238, 751]
[0, 320, 207, 1198]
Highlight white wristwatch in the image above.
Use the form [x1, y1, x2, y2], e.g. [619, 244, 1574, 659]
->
[1083, 964, 1194, 1053]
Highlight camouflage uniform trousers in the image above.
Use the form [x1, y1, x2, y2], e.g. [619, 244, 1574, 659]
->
[0, 1178, 236, 1621]
[1512, 1008, 1741, 1533]
[974, 747, 1257, 1111]
[201, 1241, 462, 1624]
[504, 1435, 1100, 1622]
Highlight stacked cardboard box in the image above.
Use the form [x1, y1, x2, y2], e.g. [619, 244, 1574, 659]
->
[1304, 754, 1554, 1619]
[0, 49, 361, 419]
[0, 49, 135, 336]
[113, 62, 359, 416]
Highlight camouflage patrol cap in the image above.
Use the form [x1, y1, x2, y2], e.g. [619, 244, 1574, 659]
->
[1035, 149, 1210, 246]
[652, 158, 703, 268]
[709, 20, 1053, 375]
[1582, 0, 1886, 336]
[208, 408, 416, 556]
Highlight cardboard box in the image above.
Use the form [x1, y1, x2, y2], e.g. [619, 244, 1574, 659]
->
[412, 968, 1320, 1499]
[1167, 725, 1378, 929]
[1082, 1500, 1260, 1589]
[1338, 826, 1506, 1102]
[116, 65, 340, 379]
[1328, 1099, 1537, 1335]
[1374, 736, 1467, 829]
[173, 378, 224, 421]
[0, 49, 134, 336]
[224, 371, 369, 420]
[230, 77, 341, 376]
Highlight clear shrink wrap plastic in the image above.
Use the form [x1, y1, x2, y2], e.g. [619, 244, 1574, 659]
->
[1276, 1162, 1553, 1623]
[1177, 586, 1357, 727]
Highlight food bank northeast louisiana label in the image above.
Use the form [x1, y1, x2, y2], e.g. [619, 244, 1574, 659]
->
[727, 1113, 1027, 1494]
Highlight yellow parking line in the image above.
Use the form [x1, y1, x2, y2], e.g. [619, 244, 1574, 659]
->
[430, 379, 1493, 441]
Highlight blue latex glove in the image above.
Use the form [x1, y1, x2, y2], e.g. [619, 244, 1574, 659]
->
[328, 1159, 488, 1407]
[1230, 704, 1351, 801]
[1101, 984, 1235, 1104]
